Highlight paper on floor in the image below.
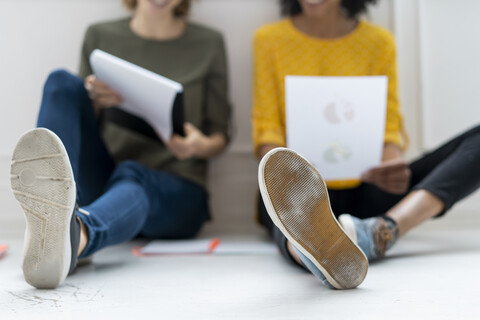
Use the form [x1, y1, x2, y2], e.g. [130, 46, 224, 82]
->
[214, 242, 277, 255]
[134, 239, 278, 256]
[138, 238, 219, 255]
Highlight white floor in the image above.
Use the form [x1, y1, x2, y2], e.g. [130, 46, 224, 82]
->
[1, 210, 480, 320]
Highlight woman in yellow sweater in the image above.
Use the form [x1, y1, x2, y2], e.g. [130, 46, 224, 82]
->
[254, 0, 480, 289]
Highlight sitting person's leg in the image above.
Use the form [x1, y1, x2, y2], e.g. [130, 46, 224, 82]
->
[257, 193, 275, 234]
[12, 131, 151, 288]
[258, 125, 480, 286]
[390, 124, 480, 233]
[78, 160, 209, 258]
[258, 148, 368, 290]
[77, 161, 151, 258]
[340, 124, 480, 260]
[11, 70, 115, 289]
[37, 69, 115, 204]
[138, 166, 209, 240]
[259, 176, 369, 268]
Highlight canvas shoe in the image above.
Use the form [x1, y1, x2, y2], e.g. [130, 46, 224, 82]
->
[258, 148, 368, 289]
[10, 128, 81, 289]
[339, 214, 398, 261]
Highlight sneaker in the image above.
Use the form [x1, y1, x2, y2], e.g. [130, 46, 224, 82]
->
[258, 148, 368, 289]
[10, 128, 80, 289]
[339, 214, 398, 261]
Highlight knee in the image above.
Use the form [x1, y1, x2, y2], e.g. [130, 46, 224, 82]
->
[44, 69, 86, 99]
[471, 124, 480, 136]
[110, 161, 148, 186]
[459, 124, 480, 146]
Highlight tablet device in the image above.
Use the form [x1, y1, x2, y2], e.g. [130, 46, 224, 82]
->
[89, 49, 185, 142]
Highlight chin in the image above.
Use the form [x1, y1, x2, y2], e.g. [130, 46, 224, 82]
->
[300, 0, 334, 17]
[148, 0, 172, 11]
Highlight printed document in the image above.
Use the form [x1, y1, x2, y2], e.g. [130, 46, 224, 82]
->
[286, 76, 388, 181]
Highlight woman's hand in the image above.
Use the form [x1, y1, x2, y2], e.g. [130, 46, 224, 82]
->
[258, 144, 279, 159]
[167, 123, 227, 160]
[84, 75, 122, 110]
[361, 144, 411, 194]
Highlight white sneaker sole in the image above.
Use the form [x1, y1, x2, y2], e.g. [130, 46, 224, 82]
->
[258, 148, 368, 289]
[10, 128, 76, 289]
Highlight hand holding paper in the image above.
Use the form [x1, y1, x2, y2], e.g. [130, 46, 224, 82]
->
[362, 158, 411, 194]
[167, 122, 227, 160]
[90, 49, 184, 142]
[84, 75, 123, 109]
[167, 122, 208, 160]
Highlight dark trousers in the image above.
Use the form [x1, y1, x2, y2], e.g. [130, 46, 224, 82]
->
[258, 125, 480, 264]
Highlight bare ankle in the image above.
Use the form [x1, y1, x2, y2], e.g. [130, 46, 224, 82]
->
[287, 241, 303, 265]
[77, 217, 88, 256]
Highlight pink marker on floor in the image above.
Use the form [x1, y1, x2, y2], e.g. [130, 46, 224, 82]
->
[0, 245, 8, 259]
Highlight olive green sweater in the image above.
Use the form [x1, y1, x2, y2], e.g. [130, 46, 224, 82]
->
[79, 18, 231, 189]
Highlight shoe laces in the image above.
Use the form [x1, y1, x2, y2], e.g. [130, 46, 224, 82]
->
[373, 218, 398, 257]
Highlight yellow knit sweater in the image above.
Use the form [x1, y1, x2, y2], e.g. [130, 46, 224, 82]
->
[252, 19, 406, 170]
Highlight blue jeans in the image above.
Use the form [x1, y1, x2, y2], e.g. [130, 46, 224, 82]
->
[37, 70, 209, 258]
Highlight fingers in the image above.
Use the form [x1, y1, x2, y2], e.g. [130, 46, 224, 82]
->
[378, 170, 411, 194]
[361, 169, 374, 183]
[363, 160, 408, 180]
[96, 95, 122, 108]
[370, 159, 408, 174]
[184, 122, 196, 135]
[84, 75, 122, 108]
[167, 135, 192, 160]
[85, 75, 96, 88]
[84, 75, 96, 98]
[167, 125, 207, 160]
[369, 166, 410, 181]
[362, 161, 411, 194]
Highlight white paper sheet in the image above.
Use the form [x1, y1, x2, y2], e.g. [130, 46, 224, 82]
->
[286, 76, 388, 181]
[140, 239, 217, 255]
[90, 49, 183, 142]
[138, 239, 278, 256]
[214, 242, 277, 255]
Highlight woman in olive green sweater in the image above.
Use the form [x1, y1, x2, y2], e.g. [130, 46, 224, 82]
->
[10, 0, 231, 289]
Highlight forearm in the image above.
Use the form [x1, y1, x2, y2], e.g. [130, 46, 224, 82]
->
[258, 143, 280, 159]
[382, 143, 404, 161]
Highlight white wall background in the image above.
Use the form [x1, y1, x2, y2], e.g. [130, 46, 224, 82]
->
[0, 0, 479, 232]
[419, 0, 480, 149]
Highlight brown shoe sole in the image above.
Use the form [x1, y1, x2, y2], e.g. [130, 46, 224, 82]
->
[258, 148, 368, 289]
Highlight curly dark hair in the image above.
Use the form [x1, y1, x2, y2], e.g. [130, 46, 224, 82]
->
[280, 0, 378, 18]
